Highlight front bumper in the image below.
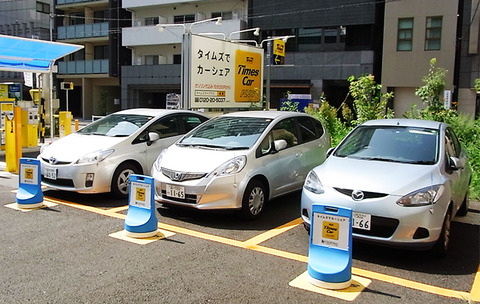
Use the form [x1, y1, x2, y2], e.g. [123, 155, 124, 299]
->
[300, 187, 447, 248]
[39, 158, 115, 194]
[152, 168, 244, 210]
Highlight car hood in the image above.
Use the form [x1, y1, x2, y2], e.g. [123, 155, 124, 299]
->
[315, 156, 441, 196]
[161, 144, 246, 172]
[39, 133, 124, 162]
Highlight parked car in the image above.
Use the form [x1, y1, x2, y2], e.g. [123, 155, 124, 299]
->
[38, 108, 209, 197]
[301, 119, 471, 255]
[151, 111, 331, 219]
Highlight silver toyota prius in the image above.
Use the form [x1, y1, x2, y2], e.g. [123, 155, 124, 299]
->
[151, 111, 331, 219]
[301, 119, 471, 256]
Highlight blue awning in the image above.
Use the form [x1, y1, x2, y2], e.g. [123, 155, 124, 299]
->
[0, 34, 83, 73]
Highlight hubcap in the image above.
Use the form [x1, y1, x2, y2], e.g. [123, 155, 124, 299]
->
[118, 169, 134, 195]
[248, 186, 264, 216]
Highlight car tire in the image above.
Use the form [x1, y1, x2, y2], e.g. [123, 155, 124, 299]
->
[431, 211, 451, 257]
[238, 179, 266, 220]
[111, 162, 141, 198]
[457, 193, 469, 217]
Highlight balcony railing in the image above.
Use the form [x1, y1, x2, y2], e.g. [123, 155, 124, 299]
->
[57, 0, 104, 5]
[57, 23, 109, 40]
[58, 59, 109, 74]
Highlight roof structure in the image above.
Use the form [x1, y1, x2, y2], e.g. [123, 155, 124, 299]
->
[0, 34, 83, 73]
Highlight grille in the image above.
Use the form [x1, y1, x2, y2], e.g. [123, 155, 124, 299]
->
[41, 176, 75, 188]
[161, 167, 206, 182]
[334, 188, 388, 199]
[41, 158, 72, 166]
[353, 216, 399, 238]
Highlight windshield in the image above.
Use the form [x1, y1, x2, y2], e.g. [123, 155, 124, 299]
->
[179, 116, 272, 150]
[77, 114, 153, 137]
[334, 125, 439, 164]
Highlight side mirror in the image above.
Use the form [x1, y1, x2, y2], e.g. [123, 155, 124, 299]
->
[147, 132, 160, 146]
[274, 139, 287, 152]
[449, 156, 465, 170]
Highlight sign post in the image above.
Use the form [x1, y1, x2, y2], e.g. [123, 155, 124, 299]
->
[124, 174, 158, 238]
[307, 204, 353, 290]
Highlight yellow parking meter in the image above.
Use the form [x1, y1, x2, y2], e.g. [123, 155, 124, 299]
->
[58, 111, 72, 138]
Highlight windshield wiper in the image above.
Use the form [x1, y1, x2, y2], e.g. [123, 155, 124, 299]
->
[225, 146, 249, 150]
[192, 144, 226, 150]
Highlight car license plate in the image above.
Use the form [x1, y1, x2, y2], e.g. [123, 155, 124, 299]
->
[352, 212, 371, 230]
[45, 168, 57, 180]
[166, 184, 185, 199]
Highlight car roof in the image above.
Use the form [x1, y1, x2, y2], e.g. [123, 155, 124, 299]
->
[361, 118, 445, 129]
[111, 108, 205, 117]
[220, 110, 310, 119]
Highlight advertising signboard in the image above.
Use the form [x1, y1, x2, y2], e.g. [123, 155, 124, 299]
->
[185, 34, 264, 109]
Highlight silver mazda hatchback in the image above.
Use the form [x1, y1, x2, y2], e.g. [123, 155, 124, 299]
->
[301, 119, 471, 256]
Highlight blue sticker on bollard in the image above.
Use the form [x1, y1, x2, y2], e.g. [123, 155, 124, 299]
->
[124, 174, 158, 238]
[16, 158, 44, 208]
[307, 204, 352, 290]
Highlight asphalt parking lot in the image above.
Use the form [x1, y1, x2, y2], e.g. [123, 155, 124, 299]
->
[0, 149, 480, 303]
[0, 151, 479, 303]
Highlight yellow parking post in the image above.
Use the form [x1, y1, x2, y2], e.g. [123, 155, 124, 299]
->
[58, 111, 72, 137]
[75, 119, 79, 131]
[5, 106, 23, 173]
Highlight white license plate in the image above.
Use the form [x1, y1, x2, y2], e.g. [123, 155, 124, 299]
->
[166, 184, 185, 199]
[45, 168, 57, 180]
[352, 212, 371, 230]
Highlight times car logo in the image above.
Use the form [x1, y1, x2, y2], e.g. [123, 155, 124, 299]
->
[352, 190, 365, 201]
[49, 157, 57, 165]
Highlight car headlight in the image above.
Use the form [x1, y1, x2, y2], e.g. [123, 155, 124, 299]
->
[208, 155, 247, 177]
[396, 185, 443, 207]
[303, 171, 324, 194]
[153, 150, 167, 173]
[76, 149, 114, 164]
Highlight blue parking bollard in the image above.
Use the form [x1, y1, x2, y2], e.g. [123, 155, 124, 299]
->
[307, 204, 352, 290]
[124, 174, 158, 238]
[16, 158, 44, 209]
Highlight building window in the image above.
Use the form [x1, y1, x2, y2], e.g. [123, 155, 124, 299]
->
[36, 1, 50, 14]
[397, 18, 413, 51]
[212, 11, 233, 20]
[174, 14, 195, 24]
[145, 17, 159, 26]
[94, 10, 108, 23]
[94, 45, 109, 60]
[144, 55, 159, 65]
[173, 54, 182, 64]
[425, 16, 442, 51]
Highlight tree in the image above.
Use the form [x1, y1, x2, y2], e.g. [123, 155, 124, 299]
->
[415, 58, 447, 112]
[347, 74, 394, 124]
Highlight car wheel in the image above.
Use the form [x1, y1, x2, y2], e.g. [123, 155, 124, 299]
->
[111, 163, 140, 198]
[457, 193, 469, 216]
[431, 211, 451, 257]
[238, 179, 266, 220]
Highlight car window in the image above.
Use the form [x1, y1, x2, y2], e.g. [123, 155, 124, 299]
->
[272, 118, 298, 148]
[132, 115, 180, 144]
[334, 126, 439, 164]
[297, 117, 320, 143]
[445, 127, 461, 157]
[78, 114, 152, 137]
[180, 116, 271, 149]
[182, 115, 208, 132]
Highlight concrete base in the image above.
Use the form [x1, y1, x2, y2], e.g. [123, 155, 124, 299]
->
[308, 274, 352, 290]
[125, 229, 159, 239]
[16, 202, 44, 209]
